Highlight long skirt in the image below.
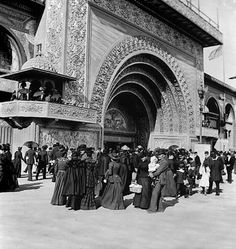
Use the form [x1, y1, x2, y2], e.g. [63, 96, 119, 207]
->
[51, 171, 66, 205]
[62, 167, 86, 196]
[80, 188, 96, 210]
[133, 177, 151, 209]
[101, 181, 125, 210]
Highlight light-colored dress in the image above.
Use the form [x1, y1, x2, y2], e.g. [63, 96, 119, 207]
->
[199, 166, 210, 187]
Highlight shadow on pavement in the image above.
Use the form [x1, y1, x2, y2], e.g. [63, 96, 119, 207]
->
[15, 182, 43, 192]
[124, 198, 133, 208]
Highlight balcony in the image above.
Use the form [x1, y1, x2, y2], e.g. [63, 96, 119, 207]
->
[196, 126, 219, 138]
[0, 101, 97, 128]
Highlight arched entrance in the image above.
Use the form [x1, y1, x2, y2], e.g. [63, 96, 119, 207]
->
[225, 103, 235, 149]
[91, 36, 194, 149]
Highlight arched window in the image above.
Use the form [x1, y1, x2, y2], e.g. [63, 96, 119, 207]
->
[0, 26, 21, 74]
[204, 97, 220, 129]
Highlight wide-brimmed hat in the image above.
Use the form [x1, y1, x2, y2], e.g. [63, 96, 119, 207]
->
[121, 145, 130, 151]
[110, 152, 120, 161]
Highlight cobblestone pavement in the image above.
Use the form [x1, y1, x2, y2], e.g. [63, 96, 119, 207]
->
[1, 174, 236, 249]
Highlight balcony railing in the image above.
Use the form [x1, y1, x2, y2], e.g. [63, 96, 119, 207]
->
[179, 0, 219, 29]
[0, 101, 97, 124]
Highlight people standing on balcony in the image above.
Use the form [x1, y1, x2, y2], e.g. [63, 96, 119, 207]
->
[18, 81, 29, 100]
[24, 145, 37, 181]
[13, 147, 24, 178]
[225, 151, 235, 184]
[33, 87, 46, 101]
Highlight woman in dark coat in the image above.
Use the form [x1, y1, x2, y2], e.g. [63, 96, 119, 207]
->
[0, 145, 7, 191]
[133, 152, 151, 209]
[119, 151, 129, 194]
[80, 149, 96, 210]
[101, 153, 125, 210]
[51, 148, 69, 205]
[13, 147, 23, 178]
[62, 151, 86, 210]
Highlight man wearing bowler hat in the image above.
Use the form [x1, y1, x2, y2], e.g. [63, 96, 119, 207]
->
[148, 148, 172, 212]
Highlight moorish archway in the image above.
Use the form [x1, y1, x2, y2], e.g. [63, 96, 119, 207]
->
[90, 36, 195, 147]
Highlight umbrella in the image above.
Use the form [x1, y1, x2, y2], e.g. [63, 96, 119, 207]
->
[23, 141, 39, 148]
[168, 145, 179, 150]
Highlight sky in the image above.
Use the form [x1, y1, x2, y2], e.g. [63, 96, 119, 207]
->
[194, 0, 236, 88]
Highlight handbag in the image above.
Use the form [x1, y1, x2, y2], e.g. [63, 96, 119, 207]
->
[129, 182, 142, 193]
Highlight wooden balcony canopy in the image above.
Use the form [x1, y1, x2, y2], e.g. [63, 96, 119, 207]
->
[1, 67, 76, 83]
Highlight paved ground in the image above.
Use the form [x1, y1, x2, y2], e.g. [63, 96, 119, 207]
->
[1, 174, 236, 249]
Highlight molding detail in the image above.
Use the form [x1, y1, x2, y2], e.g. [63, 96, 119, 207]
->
[46, 0, 65, 73]
[90, 36, 195, 134]
[89, 0, 202, 57]
[65, 0, 88, 104]
[40, 127, 99, 149]
[0, 101, 97, 124]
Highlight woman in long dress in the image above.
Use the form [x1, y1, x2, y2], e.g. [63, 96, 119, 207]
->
[62, 151, 86, 210]
[101, 153, 125, 210]
[51, 148, 69, 205]
[133, 152, 151, 209]
[80, 149, 96, 210]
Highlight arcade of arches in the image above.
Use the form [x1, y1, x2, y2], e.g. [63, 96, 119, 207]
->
[102, 52, 191, 149]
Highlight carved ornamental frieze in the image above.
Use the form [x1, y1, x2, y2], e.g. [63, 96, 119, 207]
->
[40, 128, 99, 149]
[48, 103, 97, 123]
[90, 36, 195, 134]
[89, 0, 203, 59]
[0, 101, 97, 124]
[65, 0, 88, 103]
[46, 0, 65, 73]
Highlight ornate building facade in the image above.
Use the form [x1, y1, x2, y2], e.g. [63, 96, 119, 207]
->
[1, 0, 234, 152]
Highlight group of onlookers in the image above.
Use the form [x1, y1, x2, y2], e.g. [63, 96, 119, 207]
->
[1, 141, 235, 213]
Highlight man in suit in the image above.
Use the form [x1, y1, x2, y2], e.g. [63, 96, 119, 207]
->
[208, 152, 224, 195]
[225, 151, 235, 184]
[36, 145, 48, 180]
[24, 145, 37, 181]
[148, 149, 175, 212]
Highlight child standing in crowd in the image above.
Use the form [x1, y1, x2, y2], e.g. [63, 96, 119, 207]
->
[186, 157, 196, 196]
[199, 164, 210, 195]
[176, 163, 187, 198]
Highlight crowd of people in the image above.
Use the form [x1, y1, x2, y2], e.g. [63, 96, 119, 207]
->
[0, 142, 235, 212]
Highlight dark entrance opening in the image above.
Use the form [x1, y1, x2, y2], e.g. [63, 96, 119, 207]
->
[104, 92, 151, 149]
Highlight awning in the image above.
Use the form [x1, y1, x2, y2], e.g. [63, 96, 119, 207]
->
[0, 67, 76, 83]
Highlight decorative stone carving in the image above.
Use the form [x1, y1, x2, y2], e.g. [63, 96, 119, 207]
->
[46, 0, 65, 73]
[0, 101, 97, 124]
[48, 103, 97, 123]
[104, 109, 127, 131]
[65, 0, 88, 104]
[89, 0, 203, 58]
[40, 128, 98, 149]
[90, 36, 195, 134]
[19, 102, 44, 114]
[112, 55, 188, 133]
